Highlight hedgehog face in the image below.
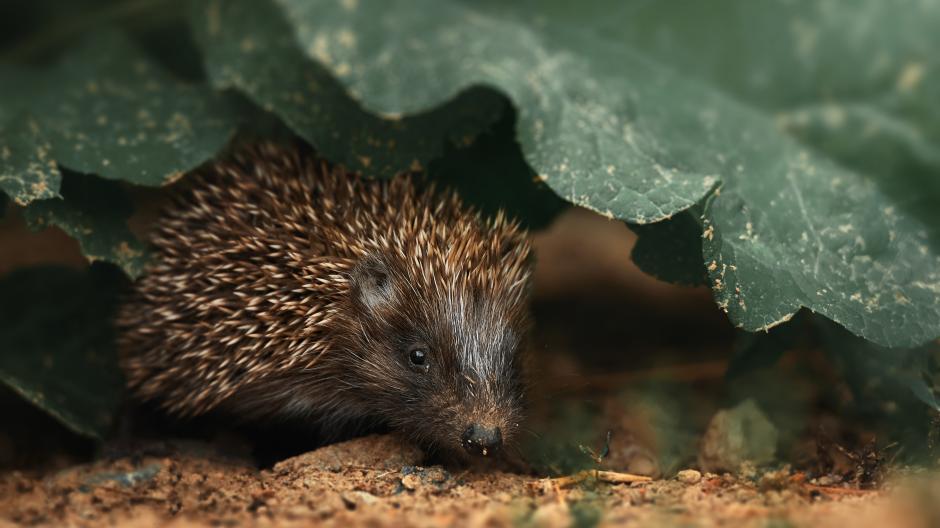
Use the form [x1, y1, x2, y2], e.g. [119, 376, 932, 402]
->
[346, 253, 529, 461]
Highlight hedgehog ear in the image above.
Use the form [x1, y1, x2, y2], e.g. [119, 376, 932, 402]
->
[351, 254, 394, 311]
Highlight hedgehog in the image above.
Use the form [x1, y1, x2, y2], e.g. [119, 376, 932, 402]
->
[116, 142, 534, 460]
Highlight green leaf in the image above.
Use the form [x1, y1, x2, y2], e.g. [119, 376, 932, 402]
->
[0, 112, 62, 205]
[1, 0, 194, 65]
[703, 166, 937, 347]
[815, 317, 940, 413]
[629, 211, 707, 287]
[0, 28, 238, 202]
[530, 1, 940, 194]
[908, 376, 940, 413]
[190, 0, 507, 179]
[23, 171, 150, 278]
[198, 0, 719, 218]
[220, 0, 940, 347]
[481, 0, 940, 346]
[0, 265, 127, 438]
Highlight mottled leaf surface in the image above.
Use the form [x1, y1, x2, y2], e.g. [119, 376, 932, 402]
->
[229, 0, 940, 346]
[23, 172, 150, 278]
[191, 0, 507, 179]
[491, 0, 940, 346]
[266, 0, 721, 221]
[515, 0, 940, 186]
[0, 112, 61, 205]
[0, 265, 126, 438]
[702, 154, 938, 346]
[0, 29, 238, 200]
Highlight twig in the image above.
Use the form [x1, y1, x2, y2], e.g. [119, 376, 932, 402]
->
[543, 469, 652, 488]
[551, 480, 567, 508]
[803, 484, 877, 496]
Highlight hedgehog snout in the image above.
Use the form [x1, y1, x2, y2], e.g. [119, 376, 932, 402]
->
[461, 423, 503, 456]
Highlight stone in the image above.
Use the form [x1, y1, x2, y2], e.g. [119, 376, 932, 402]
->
[698, 399, 778, 473]
[272, 434, 423, 475]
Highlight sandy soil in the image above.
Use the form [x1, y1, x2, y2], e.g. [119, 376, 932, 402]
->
[3, 432, 939, 528]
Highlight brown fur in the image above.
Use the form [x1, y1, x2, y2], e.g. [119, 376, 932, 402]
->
[116, 143, 533, 457]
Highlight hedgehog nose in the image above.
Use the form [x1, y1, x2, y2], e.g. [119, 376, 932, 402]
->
[462, 424, 502, 456]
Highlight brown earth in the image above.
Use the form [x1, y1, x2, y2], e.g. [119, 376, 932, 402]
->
[3, 433, 940, 528]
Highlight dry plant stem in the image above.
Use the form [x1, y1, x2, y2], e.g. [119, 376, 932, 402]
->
[803, 484, 878, 496]
[546, 470, 653, 488]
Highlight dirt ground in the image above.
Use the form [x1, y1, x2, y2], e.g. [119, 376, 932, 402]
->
[3, 432, 940, 528]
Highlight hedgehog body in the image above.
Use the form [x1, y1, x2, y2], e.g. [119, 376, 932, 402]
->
[117, 143, 533, 458]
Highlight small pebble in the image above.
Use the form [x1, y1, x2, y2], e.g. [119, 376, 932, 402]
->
[401, 474, 421, 491]
[677, 469, 702, 484]
[341, 490, 378, 507]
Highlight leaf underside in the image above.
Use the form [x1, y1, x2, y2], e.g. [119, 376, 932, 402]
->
[0, 265, 126, 438]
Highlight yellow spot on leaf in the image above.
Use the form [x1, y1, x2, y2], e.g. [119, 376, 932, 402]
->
[337, 29, 356, 48]
[310, 35, 331, 65]
[896, 62, 925, 93]
[115, 241, 143, 262]
[821, 105, 845, 128]
[702, 225, 714, 241]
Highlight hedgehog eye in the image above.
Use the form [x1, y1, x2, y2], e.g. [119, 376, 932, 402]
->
[407, 344, 429, 372]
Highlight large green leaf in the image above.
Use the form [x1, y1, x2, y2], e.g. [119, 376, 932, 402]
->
[479, 0, 940, 346]
[517, 1, 940, 186]
[23, 171, 150, 278]
[190, 0, 507, 179]
[212, 0, 937, 347]
[0, 28, 238, 203]
[200, 0, 720, 220]
[0, 265, 126, 438]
